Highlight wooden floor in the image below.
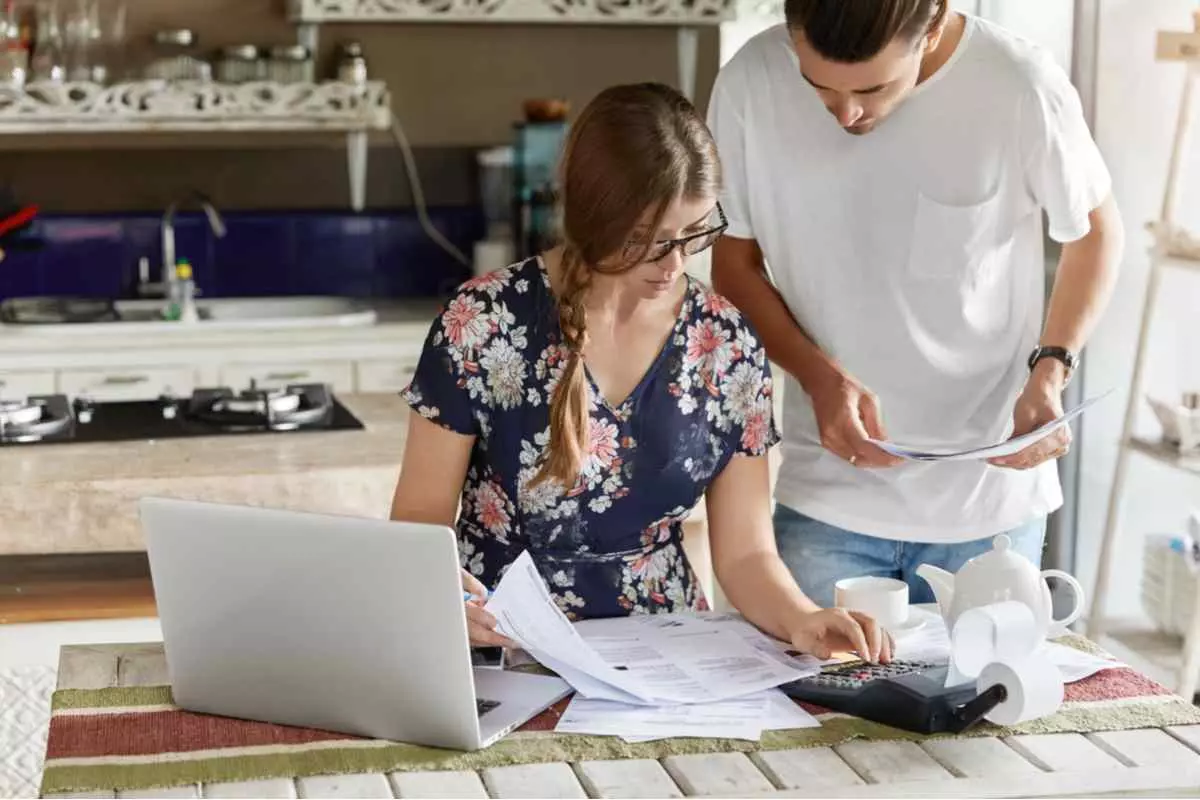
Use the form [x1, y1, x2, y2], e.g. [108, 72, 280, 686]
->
[0, 552, 156, 624]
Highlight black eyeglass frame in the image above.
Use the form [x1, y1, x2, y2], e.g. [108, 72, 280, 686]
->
[627, 203, 729, 264]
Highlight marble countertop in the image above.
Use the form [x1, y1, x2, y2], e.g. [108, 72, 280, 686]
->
[1, 393, 410, 487]
[0, 299, 443, 354]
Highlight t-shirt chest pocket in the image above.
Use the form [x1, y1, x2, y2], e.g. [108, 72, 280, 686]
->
[906, 188, 1007, 282]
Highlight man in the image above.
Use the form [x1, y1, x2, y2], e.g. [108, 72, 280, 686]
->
[707, 0, 1124, 607]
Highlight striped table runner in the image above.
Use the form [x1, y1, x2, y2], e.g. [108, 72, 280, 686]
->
[41, 642, 1200, 795]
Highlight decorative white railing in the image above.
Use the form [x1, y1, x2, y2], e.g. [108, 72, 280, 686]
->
[0, 80, 391, 134]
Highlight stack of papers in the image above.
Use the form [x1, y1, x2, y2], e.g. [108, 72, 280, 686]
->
[484, 552, 823, 739]
[484, 553, 1122, 741]
[558, 689, 820, 743]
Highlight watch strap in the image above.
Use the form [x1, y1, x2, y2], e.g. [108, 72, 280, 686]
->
[1028, 346, 1078, 373]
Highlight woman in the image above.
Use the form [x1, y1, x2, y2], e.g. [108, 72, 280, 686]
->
[391, 83, 890, 664]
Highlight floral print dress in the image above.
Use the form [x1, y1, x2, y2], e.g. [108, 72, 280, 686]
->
[402, 257, 780, 619]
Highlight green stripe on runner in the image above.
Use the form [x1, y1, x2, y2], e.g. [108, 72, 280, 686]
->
[42, 697, 1200, 796]
[52, 686, 175, 711]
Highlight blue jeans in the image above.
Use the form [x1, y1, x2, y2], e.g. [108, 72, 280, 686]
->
[773, 504, 1048, 608]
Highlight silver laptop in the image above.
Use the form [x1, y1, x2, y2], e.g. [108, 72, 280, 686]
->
[140, 497, 571, 751]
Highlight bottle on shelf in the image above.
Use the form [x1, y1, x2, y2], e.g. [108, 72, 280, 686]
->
[29, 1, 64, 84]
[1, 0, 29, 88]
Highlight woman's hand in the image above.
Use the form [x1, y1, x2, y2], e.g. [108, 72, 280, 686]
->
[461, 568, 514, 649]
[789, 608, 893, 664]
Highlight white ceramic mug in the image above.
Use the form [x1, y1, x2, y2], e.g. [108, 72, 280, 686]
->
[834, 576, 909, 630]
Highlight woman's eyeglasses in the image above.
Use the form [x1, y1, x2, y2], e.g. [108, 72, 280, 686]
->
[624, 204, 729, 264]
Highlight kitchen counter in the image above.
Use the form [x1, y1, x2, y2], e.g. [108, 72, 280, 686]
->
[0, 394, 411, 555]
[0, 299, 442, 359]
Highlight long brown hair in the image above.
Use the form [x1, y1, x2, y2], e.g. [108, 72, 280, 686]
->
[530, 82, 720, 490]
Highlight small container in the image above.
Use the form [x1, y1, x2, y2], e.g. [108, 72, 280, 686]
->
[176, 261, 199, 324]
[214, 44, 264, 84]
[266, 44, 312, 84]
[145, 29, 211, 82]
[335, 40, 368, 85]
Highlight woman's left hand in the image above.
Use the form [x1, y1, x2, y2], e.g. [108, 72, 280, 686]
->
[789, 608, 893, 664]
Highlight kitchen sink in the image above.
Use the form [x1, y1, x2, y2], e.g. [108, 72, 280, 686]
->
[0, 296, 377, 335]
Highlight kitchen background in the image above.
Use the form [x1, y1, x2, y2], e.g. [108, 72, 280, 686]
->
[0, 0, 724, 302]
[1, 1, 1199, 793]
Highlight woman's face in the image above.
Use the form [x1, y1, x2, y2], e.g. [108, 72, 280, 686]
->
[609, 193, 724, 301]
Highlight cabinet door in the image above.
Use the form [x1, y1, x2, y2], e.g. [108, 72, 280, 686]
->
[0, 369, 56, 398]
[220, 361, 355, 393]
[59, 366, 196, 401]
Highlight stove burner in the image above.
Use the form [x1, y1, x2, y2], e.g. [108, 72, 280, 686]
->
[187, 383, 334, 431]
[0, 395, 74, 442]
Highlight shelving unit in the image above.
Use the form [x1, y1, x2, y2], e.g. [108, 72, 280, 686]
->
[287, 0, 737, 106]
[0, 79, 390, 134]
[0, 78, 392, 211]
[1087, 19, 1200, 699]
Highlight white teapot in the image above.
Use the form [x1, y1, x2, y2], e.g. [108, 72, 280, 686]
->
[915, 534, 1086, 639]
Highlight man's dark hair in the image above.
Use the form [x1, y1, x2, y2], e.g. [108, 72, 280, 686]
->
[784, 0, 946, 63]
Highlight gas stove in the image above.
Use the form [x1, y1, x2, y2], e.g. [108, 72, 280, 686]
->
[0, 383, 363, 446]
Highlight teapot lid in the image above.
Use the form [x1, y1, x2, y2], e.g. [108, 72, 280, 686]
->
[959, 533, 1037, 577]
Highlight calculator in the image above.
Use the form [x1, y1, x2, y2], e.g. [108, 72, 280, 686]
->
[779, 659, 1007, 735]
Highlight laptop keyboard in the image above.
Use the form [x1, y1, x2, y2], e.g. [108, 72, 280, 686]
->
[477, 698, 501, 717]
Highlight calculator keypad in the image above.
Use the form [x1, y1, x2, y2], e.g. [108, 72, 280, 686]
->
[804, 660, 938, 690]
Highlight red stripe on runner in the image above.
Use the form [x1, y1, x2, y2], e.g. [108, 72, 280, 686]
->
[1064, 668, 1172, 702]
[46, 710, 361, 759]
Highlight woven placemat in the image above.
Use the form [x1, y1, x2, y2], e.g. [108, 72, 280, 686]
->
[41, 637, 1200, 795]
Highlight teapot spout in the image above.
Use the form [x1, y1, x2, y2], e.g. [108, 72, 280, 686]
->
[915, 563, 955, 616]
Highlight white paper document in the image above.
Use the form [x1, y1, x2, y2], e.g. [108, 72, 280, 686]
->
[558, 688, 821, 743]
[485, 555, 817, 705]
[868, 390, 1111, 462]
[558, 693, 768, 742]
[484, 551, 656, 703]
[1042, 641, 1125, 683]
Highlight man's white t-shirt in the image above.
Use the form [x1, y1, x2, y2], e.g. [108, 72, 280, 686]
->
[707, 16, 1112, 543]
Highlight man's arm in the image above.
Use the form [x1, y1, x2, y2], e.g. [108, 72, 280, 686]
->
[712, 236, 901, 467]
[990, 193, 1124, 469]
[710, 237, 829, 391]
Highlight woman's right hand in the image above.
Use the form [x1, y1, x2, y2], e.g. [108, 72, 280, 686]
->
[461, 568, 515, 648]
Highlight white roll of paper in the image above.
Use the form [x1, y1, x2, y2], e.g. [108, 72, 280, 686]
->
[951, 600, 1041, 681]
[976, 650, 1064, 726]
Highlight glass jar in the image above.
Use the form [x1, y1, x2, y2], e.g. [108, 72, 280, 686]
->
[144, 29, 211, 82]
[335, 40, 368, 85]
[266, 44, 311, 84]
[214, 44, 263, 84]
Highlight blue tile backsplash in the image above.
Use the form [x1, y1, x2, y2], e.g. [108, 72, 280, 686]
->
[0, 207, 482, 302]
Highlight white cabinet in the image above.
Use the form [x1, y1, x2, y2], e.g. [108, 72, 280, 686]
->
[58, 366, 196, 401]
[219, 361, 356, 392]
[0, 369, 56, 397]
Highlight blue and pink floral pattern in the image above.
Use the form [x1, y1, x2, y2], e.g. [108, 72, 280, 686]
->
[402, 257, 779, 619]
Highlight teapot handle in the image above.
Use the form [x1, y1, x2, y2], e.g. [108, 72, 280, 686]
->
[1041, 569, 1086, 637]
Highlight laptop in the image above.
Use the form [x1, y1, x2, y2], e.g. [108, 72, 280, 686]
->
[140, 497, 571, 751]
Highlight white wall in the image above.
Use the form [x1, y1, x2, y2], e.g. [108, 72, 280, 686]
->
[1077, 1, 1200, 621]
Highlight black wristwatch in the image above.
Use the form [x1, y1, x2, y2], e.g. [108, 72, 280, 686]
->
[1027, 346, 1078, 384]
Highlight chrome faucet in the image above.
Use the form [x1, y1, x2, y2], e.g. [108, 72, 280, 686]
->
[138, 192, 227, 298]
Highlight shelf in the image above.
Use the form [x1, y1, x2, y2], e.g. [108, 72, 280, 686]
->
[288, 0, 736, 25]
[1129, 437, 1200, 476]
[0, 80, 391, 135]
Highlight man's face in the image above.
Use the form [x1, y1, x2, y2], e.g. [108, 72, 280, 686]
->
[791, 29, 932, 135]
